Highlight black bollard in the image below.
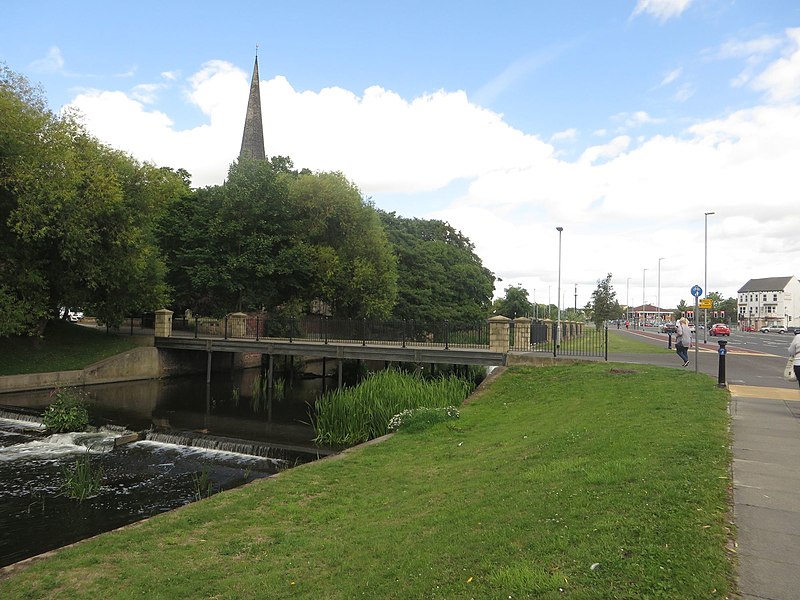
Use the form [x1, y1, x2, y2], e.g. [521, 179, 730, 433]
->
[717, 340, 728, 387]
[667, 333, 672, 349]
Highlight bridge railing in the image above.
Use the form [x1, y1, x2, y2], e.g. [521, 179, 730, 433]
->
[172, 314, 490, 350]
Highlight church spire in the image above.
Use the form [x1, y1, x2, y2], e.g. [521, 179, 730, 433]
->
[239, 51, 266, 160]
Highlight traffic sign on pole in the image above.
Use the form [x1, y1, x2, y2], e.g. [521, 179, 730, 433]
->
[691, 285, 703, 298]
[699, 298, 713, 309]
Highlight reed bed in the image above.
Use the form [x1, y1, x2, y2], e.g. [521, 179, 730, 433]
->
[312, 369, 473, 445]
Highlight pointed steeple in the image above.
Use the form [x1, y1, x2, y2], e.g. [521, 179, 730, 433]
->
[239, 53, 266, 160]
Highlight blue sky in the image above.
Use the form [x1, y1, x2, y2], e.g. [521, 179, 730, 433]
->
[3, 1, 800, 312]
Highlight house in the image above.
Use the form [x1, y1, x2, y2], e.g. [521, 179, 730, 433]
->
[737, 276, 800, 330]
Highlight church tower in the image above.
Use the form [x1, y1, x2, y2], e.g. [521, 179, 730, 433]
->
[239, 54, 266, 160]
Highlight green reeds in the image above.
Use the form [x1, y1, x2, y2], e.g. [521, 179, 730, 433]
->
[312, 370, 473, 446]
[60, 451, 103, 502]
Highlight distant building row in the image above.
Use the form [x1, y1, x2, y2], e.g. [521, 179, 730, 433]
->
[737, 276, 800, 329]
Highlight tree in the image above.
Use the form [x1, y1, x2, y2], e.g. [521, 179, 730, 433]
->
[161, 161, 398, 318]
[1, 64, 184, 334]
[492, 285, 533, 319]
[377, 211, 495, 323]
[588, 273, 622, 326]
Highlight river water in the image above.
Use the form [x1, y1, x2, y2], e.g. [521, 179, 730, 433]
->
[0, 367, 335, 568]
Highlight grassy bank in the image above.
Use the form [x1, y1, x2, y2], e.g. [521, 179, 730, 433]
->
[0, 363, 733, 599]
[0, 321, 139, 376]
[607, 328, 671, 353]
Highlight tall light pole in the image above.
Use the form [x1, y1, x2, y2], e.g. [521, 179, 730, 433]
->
[556, 227, 563, 347]
[626, 277, 631, 324]
[642, 268, 648, 329]
[704, 212, 715, 343]
[657, 257, 665, 324]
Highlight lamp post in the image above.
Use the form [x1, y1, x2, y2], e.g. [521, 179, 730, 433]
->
[657, 257, 665, 324]
[556, 227, 563, 347]
[642, 268, 647, 329]
[626, 277, 631, 324]
[704, 212, 715, 343]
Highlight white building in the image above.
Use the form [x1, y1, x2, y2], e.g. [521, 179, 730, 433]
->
[737, 276, 800, 330]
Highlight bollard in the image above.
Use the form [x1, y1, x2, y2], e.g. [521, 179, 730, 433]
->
[717, 340, 728, 388]
[667, 333, 672, 349]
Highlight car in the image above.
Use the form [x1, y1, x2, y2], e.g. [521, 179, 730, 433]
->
[709, 323, 731, 336]
[760, 325, 787, 334]
[688, 323, 704, 334]
[660, 323, 677, 334]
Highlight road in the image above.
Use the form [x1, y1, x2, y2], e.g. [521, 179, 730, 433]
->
[611, 327, 799, 390]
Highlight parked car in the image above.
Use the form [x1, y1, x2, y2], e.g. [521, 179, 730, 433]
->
[688, 323, 704, 334]
[660, 323, 677, 334]
[709, 323, 731, 336]
[760, 325, 787, 334]
[741, 325, 756, 332]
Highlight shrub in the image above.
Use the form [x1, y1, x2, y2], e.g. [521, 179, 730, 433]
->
[42, 387, 90, 432]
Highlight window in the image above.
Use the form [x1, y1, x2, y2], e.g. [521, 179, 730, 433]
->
[763, 294, 767, 301]
[773, 294, 778, 301]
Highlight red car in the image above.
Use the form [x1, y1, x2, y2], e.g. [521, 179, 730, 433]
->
[709, 323, 731, 336]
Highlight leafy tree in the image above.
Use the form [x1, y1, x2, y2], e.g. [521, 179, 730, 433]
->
[1, 64, 183, 334]
[162, 161, 397, 318]
[492, 285, 533, 318]
[588, 273, 622, 326]
[377, 211, 495, 323]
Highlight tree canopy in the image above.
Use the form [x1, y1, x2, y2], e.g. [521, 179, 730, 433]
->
[588, 273, 623, 326]
[1, 64, 186, 335]
[492, 285, 534, 319]
[160, 160, 397, 318]
[378, 211, 495, 323]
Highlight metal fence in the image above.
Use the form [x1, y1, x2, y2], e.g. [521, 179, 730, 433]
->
[171, 314, 490, 350]
[509, 320, 608, 359]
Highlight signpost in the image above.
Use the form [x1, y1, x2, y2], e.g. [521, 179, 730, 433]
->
[691, 285, 702, 372]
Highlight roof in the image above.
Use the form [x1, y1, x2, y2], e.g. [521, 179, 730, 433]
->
[737, 276, 796, 293]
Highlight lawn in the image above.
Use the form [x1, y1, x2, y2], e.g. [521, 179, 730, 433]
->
[0, 321, 140, 376]
[607, 328, 671, 354]
[0, 363, 733, 599]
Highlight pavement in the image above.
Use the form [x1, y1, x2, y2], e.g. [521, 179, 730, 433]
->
[608, 332, 800, 600]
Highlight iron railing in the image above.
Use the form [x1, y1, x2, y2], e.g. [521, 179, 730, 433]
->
[172, 315, 490, 350]
[509, 320, 608, 359]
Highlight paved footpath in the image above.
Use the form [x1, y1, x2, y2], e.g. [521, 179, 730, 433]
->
[728, 384, 800, 600]
[608, 335, 800, 599]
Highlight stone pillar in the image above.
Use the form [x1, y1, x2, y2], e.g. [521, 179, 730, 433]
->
[488, 316, 511, 353]
[513, 317, 531, 351]
[228, 312, 248, 338]
[154, 308, 173, 338]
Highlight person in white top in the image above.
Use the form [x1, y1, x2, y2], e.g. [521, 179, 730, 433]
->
[788, 330, 800, 388]
[674, 317, 692, 367]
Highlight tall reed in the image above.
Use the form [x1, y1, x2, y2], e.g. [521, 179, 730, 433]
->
[312, 370, 473, 446]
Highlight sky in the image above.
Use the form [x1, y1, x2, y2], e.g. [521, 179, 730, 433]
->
[3, 0, 800, 313]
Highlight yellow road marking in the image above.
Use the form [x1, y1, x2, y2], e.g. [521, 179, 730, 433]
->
[728, 384, 800, 401]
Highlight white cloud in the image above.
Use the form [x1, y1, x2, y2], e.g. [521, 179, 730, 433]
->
[130, 83, 165, 104]
[64, 32, 800, 306]
[659, 67, 682, 87]
[631, 0, 694, 22]
[550, 128, 578, 142]
[29, 46, 65, 74]
[751, 28, 800, 102]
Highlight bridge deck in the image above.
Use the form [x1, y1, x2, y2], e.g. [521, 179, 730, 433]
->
[155, 334, 506, 366]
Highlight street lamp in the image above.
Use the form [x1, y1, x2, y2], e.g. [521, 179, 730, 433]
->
[642, 268, 647, 329]
[626, 277, 631, 324]
[704, 212, 715, 343]
[657, 258, 665, 324]
[556, 227, 563, 347]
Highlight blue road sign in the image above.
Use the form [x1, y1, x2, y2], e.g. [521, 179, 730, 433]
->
[691, 285, 703, 298]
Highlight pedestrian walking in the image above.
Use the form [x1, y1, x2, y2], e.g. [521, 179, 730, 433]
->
[675, 317, 691, 367]
[787, 329, 800, 388]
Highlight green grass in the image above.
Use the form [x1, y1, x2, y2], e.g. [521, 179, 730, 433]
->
[0, 321, 139, 376]
[607, 328, 670, 353]
[0, 363, 733, 599]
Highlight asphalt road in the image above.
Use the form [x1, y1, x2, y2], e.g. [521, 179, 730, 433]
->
[611, 327, 798, 390]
